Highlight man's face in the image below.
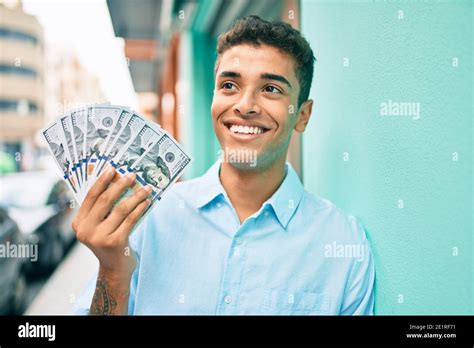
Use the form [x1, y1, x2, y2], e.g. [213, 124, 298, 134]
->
[211, 44, 307, 171]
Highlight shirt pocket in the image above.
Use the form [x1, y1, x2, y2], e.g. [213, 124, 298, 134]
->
[261, 289, 331, 315]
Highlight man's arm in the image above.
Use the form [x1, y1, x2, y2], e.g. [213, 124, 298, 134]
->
[340, 218, 376, 315]
[89, 268, 131, 315]
[72, 167, 152, 315]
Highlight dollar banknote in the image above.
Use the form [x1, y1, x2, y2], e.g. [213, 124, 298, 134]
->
[71, 108, 87, 192]
[41, 121, 81, 201]
[41, 104, 191, 232]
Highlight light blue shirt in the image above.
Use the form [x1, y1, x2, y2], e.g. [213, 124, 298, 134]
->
[75, 161, 375, 315]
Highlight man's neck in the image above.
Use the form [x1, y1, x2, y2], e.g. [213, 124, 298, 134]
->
[219, 158, 286, 224]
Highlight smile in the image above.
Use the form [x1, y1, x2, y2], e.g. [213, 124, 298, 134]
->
[224, 122, 270, 136]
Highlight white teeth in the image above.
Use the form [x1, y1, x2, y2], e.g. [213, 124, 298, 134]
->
[228, 124, 265, 135]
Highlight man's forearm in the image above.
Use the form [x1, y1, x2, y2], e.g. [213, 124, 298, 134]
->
[89, 268, 132, 315]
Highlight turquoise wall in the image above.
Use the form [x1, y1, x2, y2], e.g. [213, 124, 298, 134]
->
[301, 0, 472, 314]
[178, 30, 220, 179]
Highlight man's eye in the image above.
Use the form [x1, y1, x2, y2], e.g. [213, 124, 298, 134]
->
[263, 85, 282, 94]
[222, 82, 236, 90]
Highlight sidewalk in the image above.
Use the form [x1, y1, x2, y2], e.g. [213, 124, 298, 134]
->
[25, 243, 98, 315]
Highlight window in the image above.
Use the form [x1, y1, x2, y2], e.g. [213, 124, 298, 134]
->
[0, 99, 38, 113]
[0, 64, 37, 78]
[0, 27, 38, 45]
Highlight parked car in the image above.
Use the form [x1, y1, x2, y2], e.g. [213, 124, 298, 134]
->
[0, 206, 29, 314]
[0, 171, 77, 275]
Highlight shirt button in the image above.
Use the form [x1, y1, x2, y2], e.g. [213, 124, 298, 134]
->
[216, 202, 222, 208]
[235, 238, 243, 245]
[224, 295, 232, 304]
[264, 211, 270, 217]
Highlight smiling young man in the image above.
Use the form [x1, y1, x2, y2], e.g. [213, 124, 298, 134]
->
[74, 15, 375, 315]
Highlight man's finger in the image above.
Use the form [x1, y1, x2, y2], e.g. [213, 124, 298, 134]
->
[75, 167, 115, 221]
[89, 172, 137, 221]
[101, 185, 153, 233]
[113, 198, 151, 240]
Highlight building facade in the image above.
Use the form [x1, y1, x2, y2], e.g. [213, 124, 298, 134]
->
[0, 3, 44, 171]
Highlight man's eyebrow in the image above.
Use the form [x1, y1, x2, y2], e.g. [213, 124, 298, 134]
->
[218, 71, 241, 78]
[261, 73, 292, 88]
[217, 71, 292, 88]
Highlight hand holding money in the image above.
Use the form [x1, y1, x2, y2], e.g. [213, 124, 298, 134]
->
[42, 104, 191, 315]
[72, 168, 148, 277]
[42, 104, 191, 232]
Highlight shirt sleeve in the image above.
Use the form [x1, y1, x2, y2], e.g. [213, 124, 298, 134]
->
[71, 223, 145, 315]
[340, 218, 376, 315]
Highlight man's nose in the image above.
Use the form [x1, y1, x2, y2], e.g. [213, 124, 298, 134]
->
[233, 91, 261, 116]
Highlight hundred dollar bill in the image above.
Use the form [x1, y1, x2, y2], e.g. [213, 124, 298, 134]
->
[109, 124, 165, 194]
[95, 119, 159, 227]
[41, 121, 80, 202]
[117, 124, 165, 169]
[71, 108, 87, 194]
[59, 114, 84, 200]
[132, 132, 191, 200]
[85, 105, 120, 187]
[43, 103, 192, 217]
[98, 116, 154, 205]
[104, 124, 190, 231]
[112, 128, 191, 202]
[92, 108, 132, 180]
[55, 117, 81, 199]
[107, 113, 147, 168]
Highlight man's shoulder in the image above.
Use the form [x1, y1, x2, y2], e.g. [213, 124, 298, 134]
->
[164, 175, 206, 205]
[299, 190, 369, 243]
[149, 174, 208, 213]
[169, 176, 203, 196]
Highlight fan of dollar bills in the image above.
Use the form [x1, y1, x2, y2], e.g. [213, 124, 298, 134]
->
[41, 104, 191, 211]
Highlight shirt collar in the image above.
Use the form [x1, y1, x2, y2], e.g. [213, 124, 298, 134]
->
[265, 163, 304, 229]
[192, 160, 305, 229]
[192, 160, 226, 209]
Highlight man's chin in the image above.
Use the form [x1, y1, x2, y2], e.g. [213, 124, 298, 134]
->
[218, 145, 259, 169]
[226, 161, 259, 171]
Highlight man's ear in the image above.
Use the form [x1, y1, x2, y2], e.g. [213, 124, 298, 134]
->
[294, 99, 313, 133]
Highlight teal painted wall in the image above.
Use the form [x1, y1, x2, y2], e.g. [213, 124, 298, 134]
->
[178, 30, 220, 179]
[301, 0, 472, 314]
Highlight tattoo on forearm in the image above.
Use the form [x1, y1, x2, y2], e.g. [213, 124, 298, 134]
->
[89, 278, 118, 315]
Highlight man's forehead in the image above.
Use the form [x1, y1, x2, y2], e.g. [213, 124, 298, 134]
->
[217, 44, 296, 80]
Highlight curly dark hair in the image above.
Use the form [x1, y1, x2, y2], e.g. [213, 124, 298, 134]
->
[215, 15, 316, 108]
